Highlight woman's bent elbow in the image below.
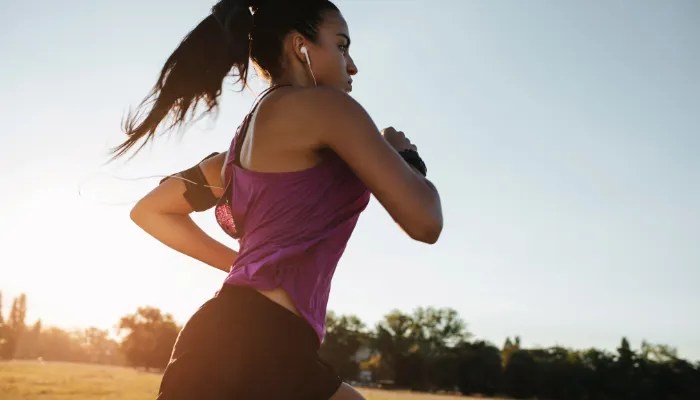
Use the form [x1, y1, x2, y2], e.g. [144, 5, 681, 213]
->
[129, 203, 148, 228]
[407, 217, 443, 244]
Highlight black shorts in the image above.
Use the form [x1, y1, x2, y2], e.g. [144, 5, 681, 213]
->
[157, 284, 342, 399]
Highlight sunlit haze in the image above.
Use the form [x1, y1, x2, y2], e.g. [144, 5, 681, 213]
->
[1, 0, 698, 360]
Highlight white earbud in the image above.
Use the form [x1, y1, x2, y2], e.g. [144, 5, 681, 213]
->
[300, 46, 311, 66]
[300, 46, 316, 86]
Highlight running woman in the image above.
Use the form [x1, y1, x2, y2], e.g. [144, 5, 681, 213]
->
[113, 0, 443, 398]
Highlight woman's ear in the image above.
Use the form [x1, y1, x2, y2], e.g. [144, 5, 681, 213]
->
[290, 33, 308, 64]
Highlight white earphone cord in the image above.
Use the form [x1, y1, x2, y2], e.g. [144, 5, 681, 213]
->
[77, 173, 225, 207]
[301, 46, 316, 86]
[101, 173, 224, 189]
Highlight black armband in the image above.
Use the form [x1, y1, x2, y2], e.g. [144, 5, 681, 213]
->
[399, 149, 427, 177]
[160, 152, 221, 212]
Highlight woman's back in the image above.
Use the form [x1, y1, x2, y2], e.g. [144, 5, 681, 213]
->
[217, 88, 371, 341]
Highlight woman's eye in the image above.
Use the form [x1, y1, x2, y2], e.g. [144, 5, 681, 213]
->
[339, 45, 348, 54]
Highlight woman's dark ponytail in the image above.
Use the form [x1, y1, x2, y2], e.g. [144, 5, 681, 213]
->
[111, 1, 256, 160]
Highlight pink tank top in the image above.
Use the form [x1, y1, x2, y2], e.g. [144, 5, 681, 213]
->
[214, 87, 370, 342]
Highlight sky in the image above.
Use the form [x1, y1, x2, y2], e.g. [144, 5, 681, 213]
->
[0, 0, 698, 360]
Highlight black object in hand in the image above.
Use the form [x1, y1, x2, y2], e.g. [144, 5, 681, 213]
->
[399, 149, 427, 177]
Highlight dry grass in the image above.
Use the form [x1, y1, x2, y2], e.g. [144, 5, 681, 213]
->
[0, 361, 157, 400]
[0, 360, 498, 400]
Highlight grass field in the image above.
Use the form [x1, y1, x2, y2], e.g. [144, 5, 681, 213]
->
[0, 360, 495, 400]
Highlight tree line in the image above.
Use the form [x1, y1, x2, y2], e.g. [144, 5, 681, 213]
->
[0, 292, 124, 365]
[1, 291, 698, 399]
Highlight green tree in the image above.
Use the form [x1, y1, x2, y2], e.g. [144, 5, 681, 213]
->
[372, 307, 470, 390]
[1, 293, 27, 359]
[81, 327, 122, 365]
[37, 326, 88, 362]
[532, 346, 587, 400]
[14, 320, 42, 359]
[117, 306, 180, 370]
[319, 311, 369, 381]
[373, 310, 419, 385]
[0, 291, 5, 359]
[502, 349, 538, 399]
[579, 348, 617, 399]
[640, 340, 679, 363]
[501, 335, 521, 367]
[411, 307, 471, 355]
[614, 337, 637, 398]
[455, 340, 502, 396]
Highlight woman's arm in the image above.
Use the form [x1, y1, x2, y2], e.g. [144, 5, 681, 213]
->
[129, 152, 237, 272]
[283, 88, 443, 244]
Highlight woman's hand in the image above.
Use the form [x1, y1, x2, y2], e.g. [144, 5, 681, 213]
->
[381, 127, 418, 152]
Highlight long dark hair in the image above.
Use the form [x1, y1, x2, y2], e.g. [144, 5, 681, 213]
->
[110, 0, 338, 160]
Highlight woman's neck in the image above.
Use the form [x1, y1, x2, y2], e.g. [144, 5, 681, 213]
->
[269, 66, 315, 88]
